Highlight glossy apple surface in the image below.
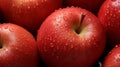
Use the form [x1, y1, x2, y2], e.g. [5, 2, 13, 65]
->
[0, 0, 62, 35]
[98, 0, 120, 49]
[103, 44, 120, 67]
[0, 23, 39, 67]
[64, 0, 105, 15]
[37, 7, 106, 67]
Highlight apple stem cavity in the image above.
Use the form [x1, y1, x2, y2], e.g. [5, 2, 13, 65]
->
[76, 13, 86, 34]
[0, 40, 3, 48]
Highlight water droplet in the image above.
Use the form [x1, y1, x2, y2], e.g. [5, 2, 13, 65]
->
[63, 16, 69, 21]
[9, 28, 14, 32]
[115, 44, 120, 48]
[65, 43, 68, 46]
[108, 51, 112, 55]
[115, 54, 120, 62]
[28, 6, 30, 9]
[60, 26, 63, 29]
[50, 43, 54, 48]
[88, 18, 91, 22]
[12, 4, 15, 7]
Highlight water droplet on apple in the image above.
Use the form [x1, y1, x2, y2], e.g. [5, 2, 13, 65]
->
[108, 51, 112, 55]
[9, 28, 14, 32]
[112, 15, 115, 18]
[35, 2, 39, 6]
[65, 43, 68, 46]
[106, 9, 110, 15]
[114, 54, 120, 63]
[88, 18, 91, 22]
[50, 43, 54, 48]
[28, 6, 30, 9]
[63, 16, 68, 22]
[5, 48, 9, 52]
[12, 4, 15, 7]
[60, 26, 63, 29]
[115, 45, 120, 48]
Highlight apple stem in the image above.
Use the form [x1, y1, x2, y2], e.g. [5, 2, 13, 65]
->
[76, 13, 86, 34]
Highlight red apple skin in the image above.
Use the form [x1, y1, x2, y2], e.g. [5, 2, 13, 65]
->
[103, 44, 120, 67]
[37, 7, 106, 67]
[0, 0, 62, 35]
[0, 23, 39, 67]
[98, 0, 120, 49]
[64, 0, 105, 15]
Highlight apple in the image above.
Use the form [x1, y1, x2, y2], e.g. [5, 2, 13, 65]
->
[0, 0, 62, 35]
[98, 0, 120, 49]
[64, 0, 105, 15]
[102, 44, 120, 67]
[37, 7, 106, 67]
[0, 23, 39, 67]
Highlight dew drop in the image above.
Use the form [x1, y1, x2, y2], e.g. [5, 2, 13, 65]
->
[3, 26, 9, 30]
[28, 6, 30, 9]
[50, 43, 54, 48]
[115, 45, 119, 48]
[65, 43, 68, 46]
[63, 16, 68, 21]
[115, 54, 120, 62]
[109, 51, 112, 55]
[12, 4, 15, 7]
[60, 26, 63, 29]
[9, 28, 14, 32]
[106, 9, 110, 14]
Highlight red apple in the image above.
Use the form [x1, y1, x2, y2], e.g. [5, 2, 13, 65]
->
[37, 7, 106, 67]
[0, 0, 62, 35]
[98, 0, 120, 49]
[103, 44, 120, 67]
[0, 23, 39, 67]
[64, 0, 105, 15]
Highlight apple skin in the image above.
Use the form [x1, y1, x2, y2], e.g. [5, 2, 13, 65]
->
[64, 0, 105, 15]
[102, 44, 120, 67]
[0, 0, 62, 35]
[98, 0, 120, 49]
[0, 23, 39, 67]
[37, 7, 106, 67]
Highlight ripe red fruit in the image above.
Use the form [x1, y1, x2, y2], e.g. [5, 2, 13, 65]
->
[98, 0, 120, 49]
[0, 0, 62, 35]
[64, 0, 105, 15]
[103, 44, 120, 67]
[0, 23, 39, 67]
[37, 7, 106, 67]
